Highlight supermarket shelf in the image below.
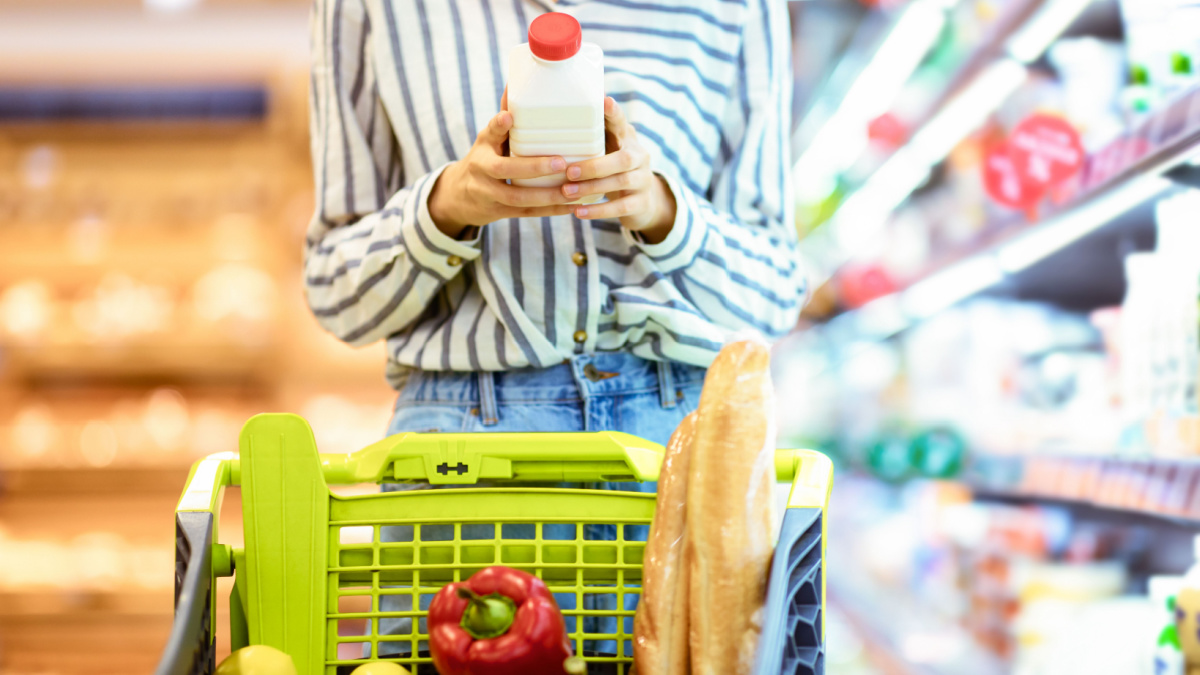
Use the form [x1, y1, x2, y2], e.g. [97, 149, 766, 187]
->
[964, 453, 1200, 526]
[0, 234, 292, 286]
[834, 83, 1200, 339]
[0, 589, 172, 617]
[0, 465, 192, 496]
[1, 341, 280, 383]
[828, 563, 1007, 675]
[0, 4, 309, 85]
[791, 0, 1042, 175]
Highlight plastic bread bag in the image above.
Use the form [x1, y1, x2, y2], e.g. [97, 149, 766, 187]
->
[687, 336, 778, 675]
[633, 412, 697, 675]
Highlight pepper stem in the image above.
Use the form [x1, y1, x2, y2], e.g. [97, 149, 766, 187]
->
[456, 587, 517, 640]
[564, 657, 588, 674]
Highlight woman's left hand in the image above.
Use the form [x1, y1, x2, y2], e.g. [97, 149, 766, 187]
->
[562, 97, 677, 244]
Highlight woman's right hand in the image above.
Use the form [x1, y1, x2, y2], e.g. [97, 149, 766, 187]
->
[428, 109, 575, 238]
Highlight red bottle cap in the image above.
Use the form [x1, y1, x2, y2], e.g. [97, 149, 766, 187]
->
[528, 13, 581, 61]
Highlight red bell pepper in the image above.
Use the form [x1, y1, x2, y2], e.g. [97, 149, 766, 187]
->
[428, 565, 585, 675]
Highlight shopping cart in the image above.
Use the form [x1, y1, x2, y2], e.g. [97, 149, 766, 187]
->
[154, 413, 833, 675]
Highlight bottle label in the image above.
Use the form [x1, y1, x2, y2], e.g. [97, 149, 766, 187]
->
[1155, 646, 1184, 675]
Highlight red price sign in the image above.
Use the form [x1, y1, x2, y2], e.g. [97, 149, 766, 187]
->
[837, 263, 897, 309]
[1008, 114, 1084, 188]
[983, 142, 1042, 211]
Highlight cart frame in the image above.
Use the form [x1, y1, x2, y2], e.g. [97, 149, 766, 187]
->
[154, 413, 832, 675]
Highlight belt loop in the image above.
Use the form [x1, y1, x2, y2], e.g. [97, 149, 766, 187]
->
[656, 360, 676, 410]
[477, 371, 499, 426]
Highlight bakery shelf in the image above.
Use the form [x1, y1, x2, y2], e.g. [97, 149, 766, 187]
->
[0, 465, 193, 496]
[0, 589, 171, 618]
[0, 340, 280, 384]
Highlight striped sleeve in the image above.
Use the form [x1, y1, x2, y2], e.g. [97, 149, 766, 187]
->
[625, 0, 805, 339]
[303, 0, 481, 348]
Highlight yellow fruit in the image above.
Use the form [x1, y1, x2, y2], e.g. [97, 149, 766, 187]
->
[215, 645, 298, 675]
[349, 662, 411, 675]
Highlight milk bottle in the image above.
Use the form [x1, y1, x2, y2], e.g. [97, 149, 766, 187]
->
[507, 12, 605, 203]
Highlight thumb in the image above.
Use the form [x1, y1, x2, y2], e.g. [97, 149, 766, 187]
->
[501, 86, 508, 112]
[479, 109, 513, 150]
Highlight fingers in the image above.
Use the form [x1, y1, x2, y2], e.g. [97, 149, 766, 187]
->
[566, 146, 645, 182]
[478, 110, 513, 149]
[489, 181, 573, 208]
[561, 168, 646, 199]
[501, 86, 508, 112]
[480, 154, 567, 180]
[574, 193, 649, 221]
[503, 204, 578, 219]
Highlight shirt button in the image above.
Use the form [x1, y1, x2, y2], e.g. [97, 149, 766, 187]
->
[572, 251, 588, 266]
[447, 255, 462, 266]
[573, 330, 587, 344]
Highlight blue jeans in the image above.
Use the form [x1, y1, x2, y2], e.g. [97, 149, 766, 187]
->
[377, 352, 705, 657]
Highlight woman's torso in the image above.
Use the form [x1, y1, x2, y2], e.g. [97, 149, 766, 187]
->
[360, 0, 758, 382]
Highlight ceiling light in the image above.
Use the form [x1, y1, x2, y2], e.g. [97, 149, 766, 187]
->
[1006, 0, 1096, 63]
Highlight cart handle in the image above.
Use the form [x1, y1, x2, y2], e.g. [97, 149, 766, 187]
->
[320, 431, 667, 485]
[176, 429, 831, 512]
[316, 430, 823, 487]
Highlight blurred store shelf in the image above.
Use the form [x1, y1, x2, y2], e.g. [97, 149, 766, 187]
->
[0, 466, 191, 496]
[793, 0, 1044, 185]
[2, 342, 279, 384]
[0, 589, 169, 617]
[830, 82, 1200, 339]
[0, 4, 309, 86]
[0, 613, 173, 675]
[829, 589, 1006, 675]
[965, 452, 1200, 525]
[829, 541, 1007, 675]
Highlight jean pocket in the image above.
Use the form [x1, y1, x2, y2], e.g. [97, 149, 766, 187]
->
[386, 404, 472, 436]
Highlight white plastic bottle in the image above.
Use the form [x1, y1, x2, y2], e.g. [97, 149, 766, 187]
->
[507, 12, 604, 203]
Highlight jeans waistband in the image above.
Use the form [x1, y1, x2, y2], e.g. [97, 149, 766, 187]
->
[395, 352, 707, 407]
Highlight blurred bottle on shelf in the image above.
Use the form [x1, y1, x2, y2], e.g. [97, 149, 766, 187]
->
[1149, 575, 1185, 675]
[1175, 536, 1200, 672]
[1118, 0, 1200, 116]
[1115, 190, 1200, 458]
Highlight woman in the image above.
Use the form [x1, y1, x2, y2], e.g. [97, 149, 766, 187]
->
[305, 0, 804, 658]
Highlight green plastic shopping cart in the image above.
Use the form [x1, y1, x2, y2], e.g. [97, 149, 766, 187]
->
[154, 413, 832, 675]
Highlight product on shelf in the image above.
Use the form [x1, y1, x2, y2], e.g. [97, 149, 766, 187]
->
[832, 477, 1186, 673]
[1119, 0, 1200, 114]
[73, 273, 174, 342]
[1175, 536, 1200, 671]
[1047, 38, 1127, 149]
[191, 262, 278, 343]
[1117, 189, 1200, 457]
[0, 528, 173, 593]
[1150, 575, 1186, 675]
[0, 279, 54, 342]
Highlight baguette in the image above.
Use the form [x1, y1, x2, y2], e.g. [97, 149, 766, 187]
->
[687, 340, 776, 675]
[633, 412, 697, 675]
